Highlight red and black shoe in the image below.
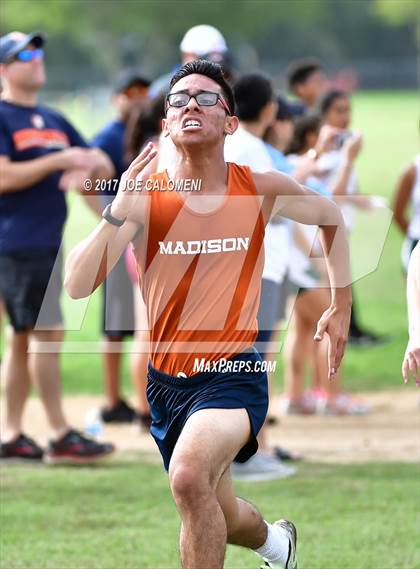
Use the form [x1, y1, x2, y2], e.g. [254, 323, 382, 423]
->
[0, 433, 44, 461]
[44, 429, 115, 465]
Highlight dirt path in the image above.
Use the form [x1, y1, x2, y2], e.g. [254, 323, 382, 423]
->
[14, 389, 420, 464]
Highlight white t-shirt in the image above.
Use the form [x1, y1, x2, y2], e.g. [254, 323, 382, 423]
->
[224, 126, 289, 284]
[316, 150, 357, 230]
[286, 154, 322, 289]
[224, 126, 274, 172]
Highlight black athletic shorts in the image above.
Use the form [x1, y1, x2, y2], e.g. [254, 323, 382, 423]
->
[0, 249, 62, 332]
[146, 348, 269, 471]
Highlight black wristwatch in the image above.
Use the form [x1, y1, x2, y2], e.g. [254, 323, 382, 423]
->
[102, 203, 126, 227]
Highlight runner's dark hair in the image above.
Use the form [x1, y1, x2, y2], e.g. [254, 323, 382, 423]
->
[169, 59, 234, 115]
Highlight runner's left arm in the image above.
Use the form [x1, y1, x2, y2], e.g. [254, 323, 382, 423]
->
[254, 170, 352, 379]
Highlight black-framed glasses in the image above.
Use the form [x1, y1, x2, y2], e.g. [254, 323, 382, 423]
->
[166, 90, 231, 115]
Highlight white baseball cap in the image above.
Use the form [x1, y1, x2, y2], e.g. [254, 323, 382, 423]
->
[180, 25, 227, 56]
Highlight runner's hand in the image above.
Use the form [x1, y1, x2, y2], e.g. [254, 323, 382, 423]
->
[111, 142, 158, 220]
[314, 303, 351, 380]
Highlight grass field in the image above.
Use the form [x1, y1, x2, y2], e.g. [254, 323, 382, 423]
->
[1, 91, 419, 569]
[1, 461, 419, 569]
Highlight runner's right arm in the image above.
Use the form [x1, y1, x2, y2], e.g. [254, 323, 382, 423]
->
[64, 142, 157, 299]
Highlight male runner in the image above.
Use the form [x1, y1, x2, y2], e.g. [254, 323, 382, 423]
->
[65, 60, 352, 569]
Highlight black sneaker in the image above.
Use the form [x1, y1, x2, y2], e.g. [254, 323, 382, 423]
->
[0, 433, 44, 461]
[44, 429, 115, 464]
[134, 412, 152, 432]
[266, 415, 279, 427]
[100, 399, 136, 423]
[273, 446, 303, 462]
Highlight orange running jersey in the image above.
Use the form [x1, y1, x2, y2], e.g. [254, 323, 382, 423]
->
[134, 163, 266, 376]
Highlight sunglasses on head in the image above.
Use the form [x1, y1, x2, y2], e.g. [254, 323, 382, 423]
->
[166, 90, 231, 115]
[9, 48, 44, 63]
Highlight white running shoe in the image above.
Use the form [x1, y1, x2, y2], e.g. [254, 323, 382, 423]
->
[260, 519, 298, 569]
[230, 454, 297, 482]
[324, 393, 370, 415]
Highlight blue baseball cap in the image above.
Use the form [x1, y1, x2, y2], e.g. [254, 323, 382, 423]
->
[0, 31, 45, 64]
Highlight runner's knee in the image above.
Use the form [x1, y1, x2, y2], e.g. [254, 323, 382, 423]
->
[169, 459, 212, 507]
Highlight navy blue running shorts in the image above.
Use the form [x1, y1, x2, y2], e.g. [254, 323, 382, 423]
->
[146, 348, 269, 471]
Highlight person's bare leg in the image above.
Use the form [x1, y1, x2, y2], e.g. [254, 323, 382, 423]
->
[265, 324, 281, 408]
[284, 309, 311, 401]
[1, 327, 31, 441]
[131, 330, 150, 414]
[131, 288, 150, 414]
[309, 335, 323, 391]
[168, 408, 253, 569]
[102, 336, 123, 407]
[256, 423, 270, 453]
[0, 299, 4, 359]
[216, 468, 267, 548]
[313, 336, 341, 396]
[293, 289, 332, 393]
[29, 329, 69, 439]
[257, 326, 281, 453]
[297, 288, 343, 398]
